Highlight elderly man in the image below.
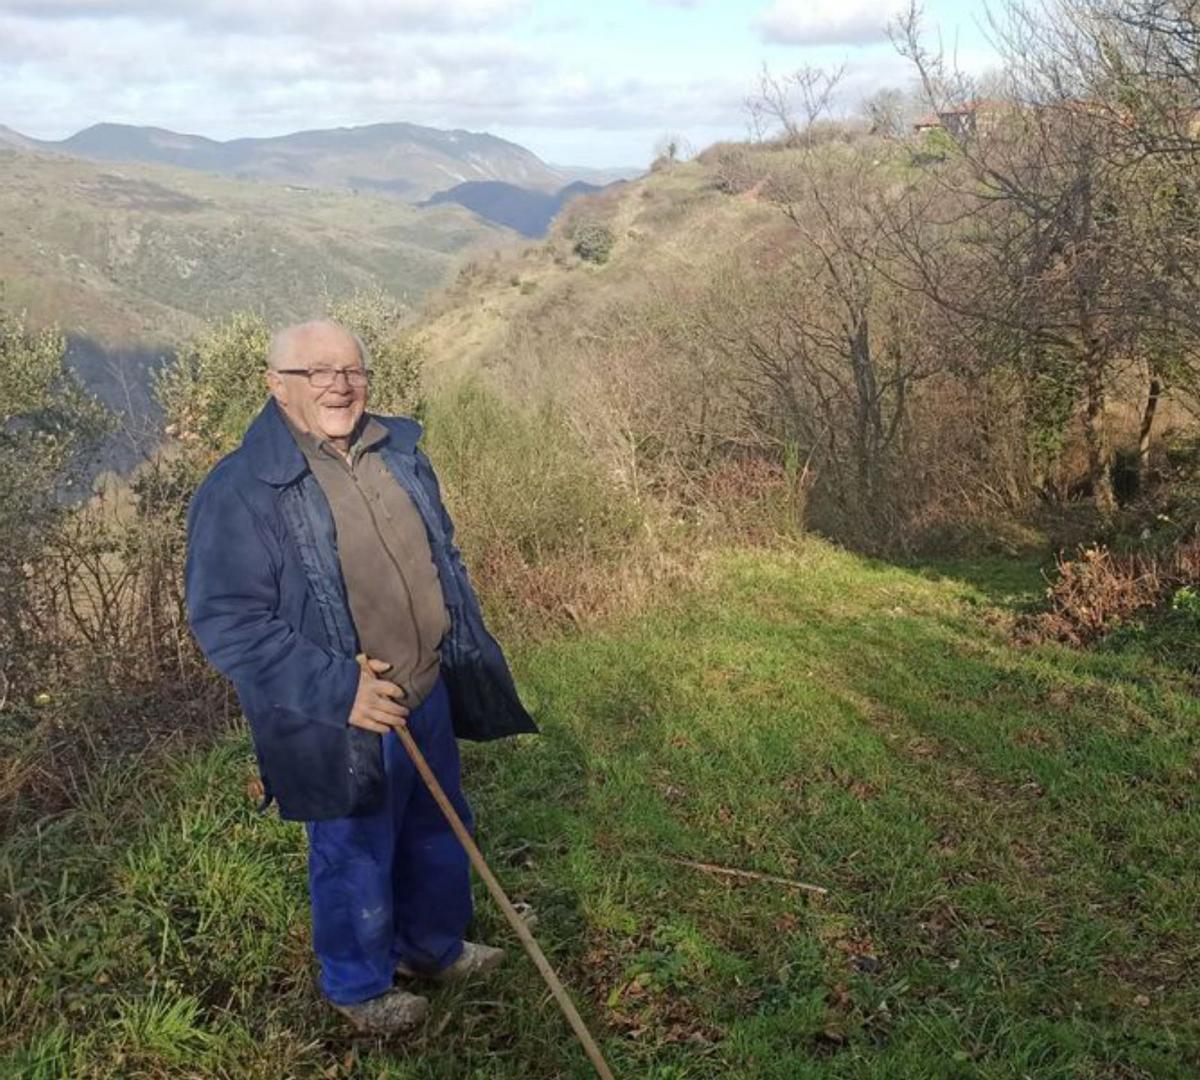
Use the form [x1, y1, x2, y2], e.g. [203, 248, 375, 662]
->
[185, 320, 536, 1035]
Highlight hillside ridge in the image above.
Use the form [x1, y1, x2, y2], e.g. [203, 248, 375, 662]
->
[8, 120, 632, 202]
[421, 178, 609, 238]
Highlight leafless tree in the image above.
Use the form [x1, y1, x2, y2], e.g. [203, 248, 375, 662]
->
[860, 86, 913, 138]
[890, 0, 1200, 508]
[652, 133, 693, 167]
[700, 136, 949, 537]
[889, 3, 978, 116]
[746, 63, 848, 146]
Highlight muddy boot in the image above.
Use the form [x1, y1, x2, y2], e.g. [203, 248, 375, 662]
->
[332, 988, 429, 1035]
[396, 941, 505, 983]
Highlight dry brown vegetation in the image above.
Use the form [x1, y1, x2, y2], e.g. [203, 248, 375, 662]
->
[1024, 535, 1200, 645]
[401, 0, 1200, 665]
[416, 145, 1198, 557]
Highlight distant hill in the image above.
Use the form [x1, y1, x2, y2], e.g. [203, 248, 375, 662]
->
[0, 147, 505, 343]
[10, 121, 630, 203]
[421, 179, 610, 238]
[0, 124, 35, 150]
[54, 124, 227, 169]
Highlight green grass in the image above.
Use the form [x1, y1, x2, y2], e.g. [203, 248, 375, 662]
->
[3, 540, 1199, 1077]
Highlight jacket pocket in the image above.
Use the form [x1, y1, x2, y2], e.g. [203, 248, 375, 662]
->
[442, 616, 537, 742]
[249, 706, 384, 821]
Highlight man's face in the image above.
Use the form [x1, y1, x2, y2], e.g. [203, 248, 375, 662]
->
[267, 324, 368, 444]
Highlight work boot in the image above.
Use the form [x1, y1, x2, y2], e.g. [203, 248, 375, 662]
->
[332, 988, 429, 1035]
[396, 941, 505, 983]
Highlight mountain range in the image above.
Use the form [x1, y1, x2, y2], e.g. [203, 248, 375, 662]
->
[2, 121, 634, 214]
[0, 119, 638, 342]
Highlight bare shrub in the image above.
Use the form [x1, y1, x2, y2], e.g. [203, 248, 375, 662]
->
[3, 454, 228, 824]
[746, 63, 847, 146]
[1023, 535, 1200, 645]
[693, 145, 951, 549]
[0, 310, 110, 698]
[700, 142, 764, 196]
[692, 456, 809, 543]
[465, 542, 698, 641]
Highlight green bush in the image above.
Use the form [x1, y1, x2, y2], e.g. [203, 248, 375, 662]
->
[423, 380, 640, 564]
[156, 311, 271, 456]
[0, 308, 110, 690]
[1170, 583, 1200, 624]
[571, 222, 615, 265]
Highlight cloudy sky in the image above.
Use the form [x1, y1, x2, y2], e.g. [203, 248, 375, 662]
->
[0, 0, 999, 168]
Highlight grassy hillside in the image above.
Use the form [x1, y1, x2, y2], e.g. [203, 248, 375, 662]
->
[0, 149, 509, 343]
[5, 540, 1198, 1077]
[412, 143, 1199, 557]
[415, 157, 780, 384]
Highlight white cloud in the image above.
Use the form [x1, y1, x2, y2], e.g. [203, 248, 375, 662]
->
[757, 0, 903, 47]
[0, 0, 160, 14]
[0, 0, 529, 33]
[0, 4, 747, 163]
[2, 2, 959, 167]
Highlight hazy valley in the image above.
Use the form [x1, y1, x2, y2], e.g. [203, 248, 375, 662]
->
[0, 148, 511, 342]
[0, 119, 635, 482]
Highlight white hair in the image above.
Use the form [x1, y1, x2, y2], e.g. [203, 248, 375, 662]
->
[266, 320, 370, 370]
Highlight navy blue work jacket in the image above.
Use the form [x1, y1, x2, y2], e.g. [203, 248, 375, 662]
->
[185, 399, 537, 821]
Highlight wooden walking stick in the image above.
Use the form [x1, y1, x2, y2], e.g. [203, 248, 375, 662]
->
[359, 657, 615, 1080]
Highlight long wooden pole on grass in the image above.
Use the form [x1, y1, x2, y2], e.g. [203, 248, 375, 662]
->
[359, 658, 615, 1079]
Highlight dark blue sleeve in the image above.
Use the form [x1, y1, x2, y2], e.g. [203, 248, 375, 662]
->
[185, 474, 359, 729]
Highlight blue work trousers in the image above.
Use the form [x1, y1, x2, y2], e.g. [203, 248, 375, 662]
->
[304, 677, 474, 1005]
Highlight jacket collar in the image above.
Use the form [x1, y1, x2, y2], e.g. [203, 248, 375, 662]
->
[243, 398, 424, 486]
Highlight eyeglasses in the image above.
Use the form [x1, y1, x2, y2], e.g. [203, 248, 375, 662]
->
[275, 367, 371, 388]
